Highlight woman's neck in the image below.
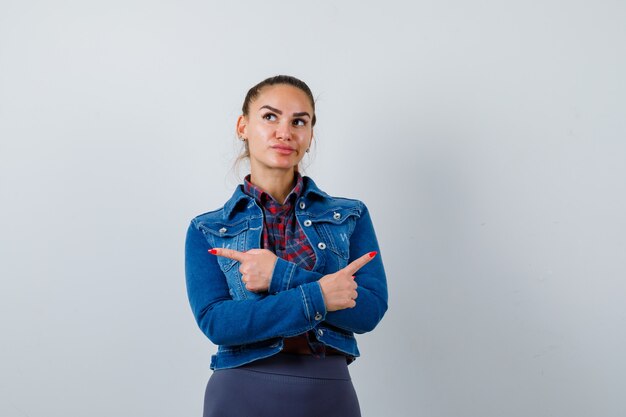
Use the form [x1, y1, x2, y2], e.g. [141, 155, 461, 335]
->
[249, 169, 297, 204]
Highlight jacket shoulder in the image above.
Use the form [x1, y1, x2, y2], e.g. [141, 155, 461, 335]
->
[324, 194, 365, 207]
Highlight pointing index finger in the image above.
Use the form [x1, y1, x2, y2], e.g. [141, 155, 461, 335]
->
[343, 251, 377, 276]
[209, 247, 246, 262]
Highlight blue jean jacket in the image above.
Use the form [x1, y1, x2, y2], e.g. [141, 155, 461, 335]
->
[185, 176, 388, 370]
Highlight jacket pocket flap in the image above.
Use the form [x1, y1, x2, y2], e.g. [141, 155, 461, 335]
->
[198, 219, 249, 237]
[307, 206, 360, 224]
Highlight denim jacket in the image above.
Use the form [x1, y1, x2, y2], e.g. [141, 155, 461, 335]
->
[185, 176, 388, 370]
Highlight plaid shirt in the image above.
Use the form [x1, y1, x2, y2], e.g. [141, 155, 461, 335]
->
[243, 173, 316, 271]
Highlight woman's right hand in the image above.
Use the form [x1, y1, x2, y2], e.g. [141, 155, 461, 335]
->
[318, 251, 377, 312]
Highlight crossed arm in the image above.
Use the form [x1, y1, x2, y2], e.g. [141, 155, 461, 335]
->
[209, 247, 376, 312]
[185, 208, 388, 345]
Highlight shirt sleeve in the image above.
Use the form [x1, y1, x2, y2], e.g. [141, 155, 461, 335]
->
[185, 220, 327, 346]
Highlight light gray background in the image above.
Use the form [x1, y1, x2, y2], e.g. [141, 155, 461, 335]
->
[1, 1, 625, 416]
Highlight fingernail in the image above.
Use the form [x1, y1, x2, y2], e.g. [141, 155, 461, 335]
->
[209, 249, 218, 255]
[369, 251, 377, 258]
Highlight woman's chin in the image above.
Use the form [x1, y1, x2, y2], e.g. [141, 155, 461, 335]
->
[254, 162, 299, 173]
[268, 158, 301, 171]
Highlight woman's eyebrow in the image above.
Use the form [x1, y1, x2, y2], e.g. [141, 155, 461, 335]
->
[260, 105, 310, 118]
[260, 105, 282, 114]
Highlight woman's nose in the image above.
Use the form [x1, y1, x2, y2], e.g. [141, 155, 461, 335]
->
[275, 121, 292, 140]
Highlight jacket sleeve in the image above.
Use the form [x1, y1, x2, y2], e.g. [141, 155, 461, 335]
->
[268, 257, 324, 294]
[185, 220, 327, 346]
[267, 204, 389, 334]
[323, 204, 388, 333]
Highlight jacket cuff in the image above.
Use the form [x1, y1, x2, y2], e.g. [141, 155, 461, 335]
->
[299, 282, 327, 325]
[269, 257, 294, 294]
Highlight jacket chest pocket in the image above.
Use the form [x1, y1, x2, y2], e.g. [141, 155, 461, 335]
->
[308, 208, 360, 269]
[199, 220, 261, 300]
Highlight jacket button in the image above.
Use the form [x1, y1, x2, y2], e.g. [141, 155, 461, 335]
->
[317, 242, 326, 250]
[299, 202, 306, 209]
[317, 329, 324, 337]
[219, 227, 227, 234]
[303, 220, 312, 227]
[314, 313, 322, 321]
[333, 212, 341, 220]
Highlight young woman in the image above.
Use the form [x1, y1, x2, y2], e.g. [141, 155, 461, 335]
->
[185, 75, 388, 417]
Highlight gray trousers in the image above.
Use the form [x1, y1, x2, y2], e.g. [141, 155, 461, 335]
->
[203, 353, 361, 417]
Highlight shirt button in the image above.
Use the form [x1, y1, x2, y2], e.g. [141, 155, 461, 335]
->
[333, 212, 341, 220]
[299, 201, 306, 209]
[317, 329, 324, 337]
[314, 313, 322, 321]
[219, 227, 227, 234]
[303, 219, 312, 227]
[317, 242, 326, 250]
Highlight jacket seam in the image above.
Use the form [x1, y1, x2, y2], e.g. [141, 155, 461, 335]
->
[299, 285, 311, 323]
[285, 262, 295, 291]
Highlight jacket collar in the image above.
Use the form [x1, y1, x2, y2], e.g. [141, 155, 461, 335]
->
[223, 175, 329, 218]
[222, 185, 249, 218]
[302, 176, 330, 199]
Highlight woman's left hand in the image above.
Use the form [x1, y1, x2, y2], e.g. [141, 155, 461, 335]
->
[209, 248, 277, 292]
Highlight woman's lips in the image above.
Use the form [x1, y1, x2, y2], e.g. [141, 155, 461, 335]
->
[272, 146, 296, 155]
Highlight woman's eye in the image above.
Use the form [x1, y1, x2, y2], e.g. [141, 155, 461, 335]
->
[293, 118, 306, 127]
[263, 113, 277, 121]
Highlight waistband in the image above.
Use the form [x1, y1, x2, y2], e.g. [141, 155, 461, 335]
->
[234, 352, 351, 380]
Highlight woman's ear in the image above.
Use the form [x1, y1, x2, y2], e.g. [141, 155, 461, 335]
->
[236, 115, 247, 139]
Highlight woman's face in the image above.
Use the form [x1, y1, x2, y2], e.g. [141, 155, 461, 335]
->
[237, 84, 314, 175]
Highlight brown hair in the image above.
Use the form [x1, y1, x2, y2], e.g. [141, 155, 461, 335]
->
[242, 75, 317, 126]
[235, 75, 316, 169]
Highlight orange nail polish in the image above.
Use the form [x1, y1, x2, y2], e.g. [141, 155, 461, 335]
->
[369, 251, 377, 258]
